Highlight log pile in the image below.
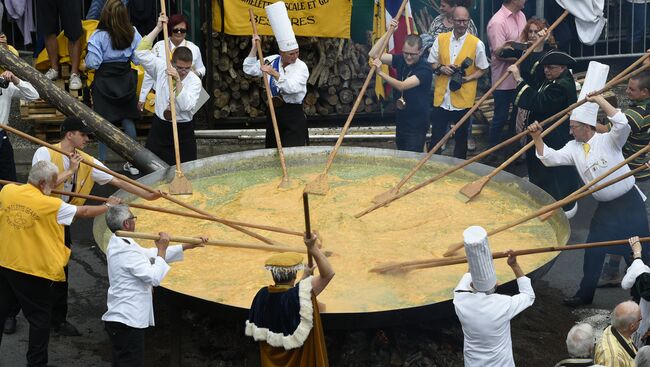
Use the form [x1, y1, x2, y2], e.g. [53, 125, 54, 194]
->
[211, 34, 382, 120]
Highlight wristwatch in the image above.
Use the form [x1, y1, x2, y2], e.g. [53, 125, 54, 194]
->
[433, 64, 443, 75]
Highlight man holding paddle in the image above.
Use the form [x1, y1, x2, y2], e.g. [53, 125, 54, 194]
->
[32, 116, 161, 336]
[102, 204, 205, 367]
[245, 233, 334, 367]
[528, 86, 650, 308]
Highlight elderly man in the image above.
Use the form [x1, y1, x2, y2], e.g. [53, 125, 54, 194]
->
[135, 14, 202, 166]
[554, 323, 600, 367]
[428, 6, 489, 159]
[0, 161, 119, 367]
[594, 301, 641, 366]
[453, 226, 535, 367]
[369, 19, 433, 152]
[102, 204, 205, 367]
[243, 2, 309, 148]
[622, 236, 650, 348]
[528, 94, 650, 307]
[245, 233, 335, 366]
[32, 116, 160, 336]
[509, 50, 582, 215]
[486, 0, 526, 148]
[637, 346, 650, 366]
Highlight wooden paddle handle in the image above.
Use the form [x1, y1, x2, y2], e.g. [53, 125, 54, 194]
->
[248, 8, 290, 183]
[303, 192, 314, 267]
[115, 230, 308, 254]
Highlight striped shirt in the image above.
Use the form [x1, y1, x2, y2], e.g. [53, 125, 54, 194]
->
[622, 98, 650, 180]
[594, 325, 637, 367]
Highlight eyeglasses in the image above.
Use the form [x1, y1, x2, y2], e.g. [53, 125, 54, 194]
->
[174, 65, 192, 72]
[172, 28, 187, 34]
[127, 216, 137, 221]
[403, 51, 420, 58]
[453, 18, 470, 23]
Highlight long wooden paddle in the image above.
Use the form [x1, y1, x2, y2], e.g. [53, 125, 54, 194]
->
[115, 231, 317, 254]
[159, 2, 192, 195]
[303, 192, 313, 266]
[371, 237, 650, 274]
[0, 179, 303, 237]
[249, 8, 291, 189]
[355, 53, 650, 218]
[303, 0, 411, 196]
[0, 124, 283, 246]
[458, 56, 650, 202]
[370, 10, 570, 205]
[443, 162, 647, 257]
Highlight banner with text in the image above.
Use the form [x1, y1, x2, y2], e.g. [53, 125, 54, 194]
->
[212, 0, 352, 38]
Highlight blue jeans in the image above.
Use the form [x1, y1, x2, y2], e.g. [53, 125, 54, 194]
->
[488, 89, 516, 147]
[98, 119, 136, 161]
[626, 2, 648, 46]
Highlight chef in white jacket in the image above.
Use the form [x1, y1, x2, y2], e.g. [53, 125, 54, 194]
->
[101, 204, 206, 367]
[453, 226, 535, 367]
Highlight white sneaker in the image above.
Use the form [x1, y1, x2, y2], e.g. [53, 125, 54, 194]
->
[44, 68, 59, 80]
[69, 73, 82, 90]
[123, 162, 139, 175]
[467, 137, 476, 151]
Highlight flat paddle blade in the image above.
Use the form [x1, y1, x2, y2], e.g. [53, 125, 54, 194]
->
[169, 173, 193, 195]
[457, 176, 490, 203]
[277, 176, 293, 190]
[372, 188, 399, 205]
[303, 173, 329, 196]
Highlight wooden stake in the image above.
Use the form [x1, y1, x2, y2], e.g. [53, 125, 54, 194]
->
[160, 0, 192, 195]
[249, 8, 291, 189]
[303, 0, 411, 196]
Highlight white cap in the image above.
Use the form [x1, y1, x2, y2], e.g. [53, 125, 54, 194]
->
[265, 2, 298, 52]
[463, 226, 497, 292]
[570, 61, 610, 127]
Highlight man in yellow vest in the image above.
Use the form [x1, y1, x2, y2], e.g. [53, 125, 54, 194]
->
[31, 116, 160, 336]
[0, 160, 120, 367]
[428, 6, 489, 159]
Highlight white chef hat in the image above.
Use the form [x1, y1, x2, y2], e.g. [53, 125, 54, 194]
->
[265, 2, 298, 52]
[463, 226, 497, 292]
[570, 61, 610, 127]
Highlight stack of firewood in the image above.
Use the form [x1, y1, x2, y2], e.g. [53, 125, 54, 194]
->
[211, 34, 382, 120]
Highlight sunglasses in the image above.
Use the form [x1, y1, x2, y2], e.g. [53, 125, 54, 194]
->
[172, 28, 187, 34]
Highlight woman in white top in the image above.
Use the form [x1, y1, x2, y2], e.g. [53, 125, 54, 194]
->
[137, 14, 205, 111]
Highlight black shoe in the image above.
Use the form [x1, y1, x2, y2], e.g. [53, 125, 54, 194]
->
[3, 316, 16, 334]
[563, 296, 588, 308]
[52, 321, 81, 336]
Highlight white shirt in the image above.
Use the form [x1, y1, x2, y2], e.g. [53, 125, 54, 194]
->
[32, 147, 113, 202]
[56, 201, 77, 225]
[243, 55, 309, 104]
[622, 258, 650, 348]
[135, 47, 202, 122]
[537, 111, 638, 202]
[0, 80, 39, 125]
[138, 39, 205, 103]
[101, 234, 184, 328]
[427, 31, 490, 111]
[453, 272, 535, 367]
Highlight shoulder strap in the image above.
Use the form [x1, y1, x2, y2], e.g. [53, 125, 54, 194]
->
[611, 326, 637, 359]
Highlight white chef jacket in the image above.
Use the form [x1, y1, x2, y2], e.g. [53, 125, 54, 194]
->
[32, 147, 113, 203]
[537, 110, 640, 202]
[135, 46, 202, 122]
[427, 31, 490, 111]
[138, 39, 205, 103]
[101, 234, 184, 328]
[242, 55, 309, 104]
[453, 272, 535, 367]
[622, 258, 650, 348]
[0, 79, 39, 125]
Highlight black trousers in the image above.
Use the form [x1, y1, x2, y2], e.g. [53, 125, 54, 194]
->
[104, 321, 146, 367]
[145, 116, 197, 166]
[265, 103, 308, 148]
[0, 131, 17, 183]
[0, 266, 53, 367]
[50, 225, 71, 326]
[429, 107, 469, 159]
[577, 187, 650, 303]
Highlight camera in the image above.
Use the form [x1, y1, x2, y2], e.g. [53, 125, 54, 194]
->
[449, 57, 474, 92]
[0, 77, 9, 89]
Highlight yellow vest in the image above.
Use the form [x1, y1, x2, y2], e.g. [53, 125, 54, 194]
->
[0, 184, 70, 281]
[47, 143, 95, 205]
[434, 32, 479, 109]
